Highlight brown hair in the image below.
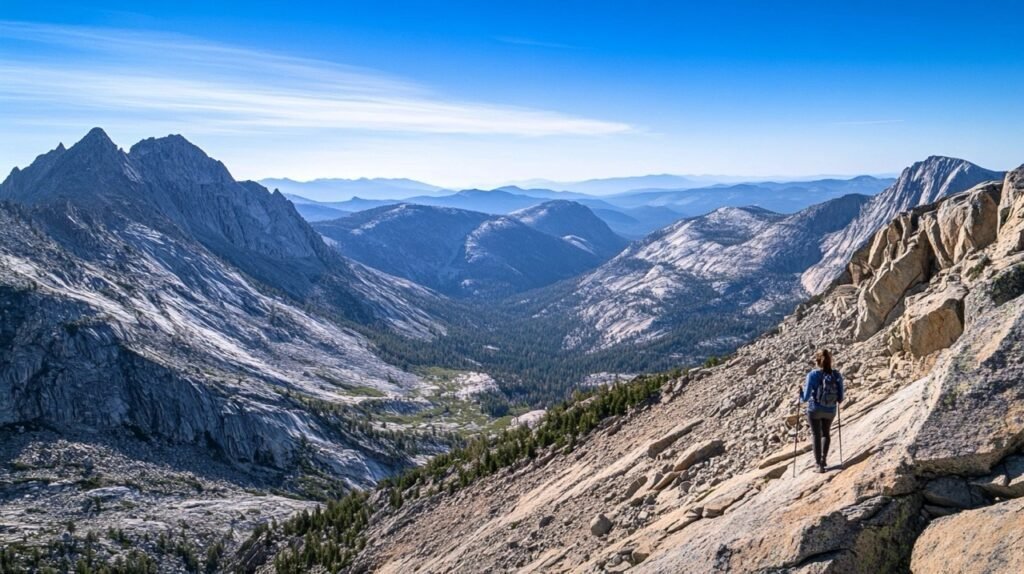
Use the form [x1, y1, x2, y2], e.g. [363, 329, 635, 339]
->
[815, 349, 833, 372]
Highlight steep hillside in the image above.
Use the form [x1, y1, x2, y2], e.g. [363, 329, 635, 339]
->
[802, 156, 1002, 294]
[0, 130, 473, 570]
[314, 202, 618, 298]
[549, 194, 869, 352]
[252, 164, 1024, 574]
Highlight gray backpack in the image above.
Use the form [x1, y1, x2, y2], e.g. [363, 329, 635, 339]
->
[815, 370, 840, 408]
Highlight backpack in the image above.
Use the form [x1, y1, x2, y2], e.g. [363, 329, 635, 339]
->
[815, 370, 840, 408]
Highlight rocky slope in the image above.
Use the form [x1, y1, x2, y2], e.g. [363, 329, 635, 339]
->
[802, 156, 1002, 294]
[0, 130, 467, 570]
[314, 202, 624, 298]
[319, 164, 1024, 573]
[547, 194, 870, 351]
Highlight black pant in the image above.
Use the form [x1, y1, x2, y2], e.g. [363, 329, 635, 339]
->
[807, 411, 834, 466]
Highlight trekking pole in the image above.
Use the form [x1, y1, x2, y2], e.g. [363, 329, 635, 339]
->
[837, 403, 843, 468]
[792, 391, 800, 478]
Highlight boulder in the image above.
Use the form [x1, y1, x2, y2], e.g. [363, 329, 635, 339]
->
[925, 182, 1000, 268]
[973, 455, 1024, 499]
[746, 357, 770, 376]
[631, 544, 651, 564]
[701, 486, 750, 518]
[621, 476, 648, 501]
[900, 283, 967, 358]
[590, 513, 613, 536]
[673, 440, 725, 473]
[756, 443, 811, 469]
[652, 472, 680, 491]
[646, 419, 701, 458]
[922, 477, 987, 509]
[911, 497, 1024, 574]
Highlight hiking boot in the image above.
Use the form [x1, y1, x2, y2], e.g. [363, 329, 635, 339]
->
[816, 464, 826, 473]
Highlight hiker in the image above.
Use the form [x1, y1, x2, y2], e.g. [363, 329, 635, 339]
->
[800, 349, 844, 473]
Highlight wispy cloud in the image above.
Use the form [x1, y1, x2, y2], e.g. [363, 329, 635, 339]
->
[0, 21, 629, 137]
[829, 119, 905, 126]
[495, 36, 577, 50]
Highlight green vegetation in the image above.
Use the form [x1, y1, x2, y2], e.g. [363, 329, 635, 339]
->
[363, 286, 770, 410]
[264, 370, 674, 573]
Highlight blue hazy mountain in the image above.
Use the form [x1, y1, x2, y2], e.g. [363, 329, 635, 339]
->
[261, 177, 446, 202]
[600, 176, 894, 216]
[313, 201, 625, 297]
[510, 174, 701, 195]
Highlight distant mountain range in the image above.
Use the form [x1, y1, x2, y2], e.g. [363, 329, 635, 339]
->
[261, 177, 446, 202]
[283, 176, 893, 239]
[313, 201, 627, 298]
[602, 175, 895, 216]
[511, 174, 703, 195]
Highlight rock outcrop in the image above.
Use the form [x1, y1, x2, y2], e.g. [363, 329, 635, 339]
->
[803, 156, 1002, 294]
[849, 181, 1001, 342]
[910, 497, 1024, 574]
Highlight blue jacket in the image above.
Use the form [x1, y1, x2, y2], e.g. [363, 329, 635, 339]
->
[801, 369, 844, 414]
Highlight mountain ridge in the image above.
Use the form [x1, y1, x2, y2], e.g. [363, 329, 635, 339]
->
[802, 155, 1003, 294]
[313, 200, 625, 298]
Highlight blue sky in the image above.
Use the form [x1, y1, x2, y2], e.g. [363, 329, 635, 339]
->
[1, 1, 1022, 187]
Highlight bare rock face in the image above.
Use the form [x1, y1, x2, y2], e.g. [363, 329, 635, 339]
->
[850, 181, 1002, 342]
[911, 497, 1024, 574]
[996, 164, 1024, 257]
[851, 214, 933, 340]
[899, 282, 967, 358]
[927, 182, 1001, 267]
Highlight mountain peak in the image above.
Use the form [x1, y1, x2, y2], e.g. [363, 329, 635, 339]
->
[72, 127, 118, 153]
[129, 133, 234, 185]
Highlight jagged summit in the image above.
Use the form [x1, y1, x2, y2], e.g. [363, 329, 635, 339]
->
[0, 128, 440, 335]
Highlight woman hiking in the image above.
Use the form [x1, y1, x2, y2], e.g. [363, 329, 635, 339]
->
[800, 349, 845, 473]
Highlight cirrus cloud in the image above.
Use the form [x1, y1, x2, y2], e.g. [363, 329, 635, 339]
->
[0, 21, 631, 137]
